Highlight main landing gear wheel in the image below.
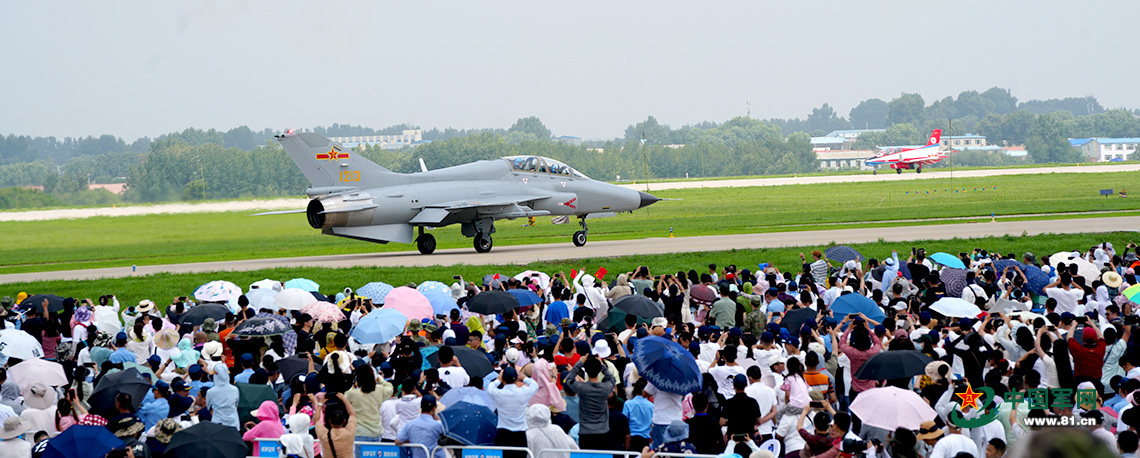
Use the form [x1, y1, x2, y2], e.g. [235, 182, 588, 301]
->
[896, 168, 902, 174]
[416, 234, 436, 255]
[573, 231, 587, 247]
[474, 233, 493, 253]
[916, 166, 922, 173]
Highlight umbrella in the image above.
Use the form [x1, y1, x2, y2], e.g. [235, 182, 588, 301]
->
[515, 270, 551, 289]
[1124, 285, 1140, 303]
[417, 281, 453, 297]
[165, 421, 247, 458]
[940, 268, 969, 297]
[853, 350, 933, 380]
[178, 303, 230, 327]
[439, 401, 498, 446]
[88, 368, 150, 418]
[991, 259, 1027, 273]
[357, 282, 395, 303]
[824, 245, 864, 263]
[426, 345, 494, 379]
[283, 278, 320, 292]
[249, 279, 282, 292]
[849, 386, 938, 431]
[931, 297, 983, 318]
[481, 273, 506, 288]
[689, 284, 717, 307]
[929, 252, 966, 269]
[597, 307, 651, 333]
[41, 425, 125, 458]
[277, 354, 321, 383]
[1023, 265, 1051, 296]
[632, 336, 702, 394]
[119, 362, 155, 379]
[152, 328, 180, 350]
[8, 359, 67, 387]
[301, 301, 344, 323]
[829, 293, 886, 324]
[780, 308, 818, 334]
[350, 309, 409, 344]
[438, 386, 497, 411]
[423, 292, 458, 316]
[1007, 310, 1046, 324]
[237, 383, 279, 427]
[612, 295, 663, 319]
[231, 316, 292, 337]
[1050, 251, 1100, 282]
[244, 288, 278, 313]
[274, 288, 315, 311]
[16, 294, 65, 313]
[383, 287, 434, 321]
[192, 280, 242, 306]
[506, 289, 543, 307]
[309, 291, 330, 303]
[0, 328, 44, 360]
[467, 291, 519, 315]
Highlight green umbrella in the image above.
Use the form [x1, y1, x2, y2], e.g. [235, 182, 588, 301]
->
[598, 308, 651, 333]
[237, 382, 280, 427]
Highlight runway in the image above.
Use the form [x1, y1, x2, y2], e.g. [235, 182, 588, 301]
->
[3, 215, 1137, 284]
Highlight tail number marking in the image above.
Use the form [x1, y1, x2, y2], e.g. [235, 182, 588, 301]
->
[340, 171, 360, 182]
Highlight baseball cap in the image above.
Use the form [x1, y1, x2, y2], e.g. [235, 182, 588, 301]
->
[733, 374, 748, 388]
[651, 317, 668, 328]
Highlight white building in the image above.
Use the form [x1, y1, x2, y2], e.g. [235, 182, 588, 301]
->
[816, 150, 877, 170]
[331, 129, 424, 149]
[1069, 138, 1139, 162]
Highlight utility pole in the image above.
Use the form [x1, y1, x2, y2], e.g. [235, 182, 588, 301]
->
[641, 132, 650, 192]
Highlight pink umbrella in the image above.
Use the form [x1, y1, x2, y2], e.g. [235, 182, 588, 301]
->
[849, 386, 937, 431]
[301, 301, 345, 323]
[382, 287, 434, 321]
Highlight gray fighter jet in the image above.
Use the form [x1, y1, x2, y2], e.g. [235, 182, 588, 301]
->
[265, 130, 659, 254]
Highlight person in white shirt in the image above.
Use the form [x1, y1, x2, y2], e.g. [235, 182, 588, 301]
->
[742, 366, 778, 440]
[436, 347, 470, 390]
[920, 420, 979, 458]
[708, 348, 746, 401]
[1044, 274, 1084, 315]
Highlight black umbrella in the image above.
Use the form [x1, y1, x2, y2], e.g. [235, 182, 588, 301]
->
[231, 316, 291, 337]
[165, 421, 247, 458]
[178, 303, 230, 327]
[853, 350, 933, 381]
[613, 295, 663, 319]
[598, 308, 652, 333]
[780, 308, 818, 334]
[309, 291, 329, 303]
[277, 354, 322, 383]
[940, 268, 969, 298]
[17, 294, 66, 313]
[467, 291, 519, 315]
[426, 345, 494, 380]
[88, 368, 151, 418]
[825, 245, 864, 264]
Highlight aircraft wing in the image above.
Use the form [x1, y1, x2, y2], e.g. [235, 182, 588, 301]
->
[410, 195, 553, 224]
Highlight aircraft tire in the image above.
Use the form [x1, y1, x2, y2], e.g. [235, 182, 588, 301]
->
[916, 167, 922, 173]
[573, 231, 587, 247]
[416, 234, 436, 255]
[896, 168, 902, 174]
[474, 233, 493, 253]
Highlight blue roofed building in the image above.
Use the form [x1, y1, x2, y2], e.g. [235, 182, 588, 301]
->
[554, 135, 583, 146]
[1068, 137, 1138, 161]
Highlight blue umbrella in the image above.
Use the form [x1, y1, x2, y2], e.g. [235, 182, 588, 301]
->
[357, 282, 395, 303]
[439, 401, 499, 445]
[929, 252, 966, 269]
[1023, 265, 1051, 296]
[417, 281, 452, 297]
[825, 245, 864, 263]
[424, 292, 458, 316]
[992, 259, 1027, 273]
[41, 425, 125, 458]
[830, 293, 886, 324]
[350, 309, 408, 344]
[506, 288, 542, 307]
[439, 386, 497, 411]
[283, 278, 320, 292]
[632, 336, 702, 395]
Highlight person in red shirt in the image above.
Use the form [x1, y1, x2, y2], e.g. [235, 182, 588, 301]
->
[1067, 321, 1106, 385]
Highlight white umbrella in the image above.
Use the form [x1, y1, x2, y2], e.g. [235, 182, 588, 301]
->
[249, 279, 283, 292]
[246, 288, 279, 312]
[1049, 251, 1100, 283]
[849, 386, 938, 431]
[8, 359, 67, 387]
[193, 280, 243, 308]
[0, 329, 44, 361]
[274, 288, 316, 311]
[514, 270, 551, 289]
[930, 297, 982, 318]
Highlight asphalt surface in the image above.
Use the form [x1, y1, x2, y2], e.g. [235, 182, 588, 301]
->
[3, 215, 1137, 283]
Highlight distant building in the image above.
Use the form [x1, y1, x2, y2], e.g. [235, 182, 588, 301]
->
[810, 136, 846, 151]
[816, 150, 877, 170]
[88, 183, 127, 195]
[554, 136, 582, 146]
[1069, 137, 1139, 161]
[825, 129, 885, 141]
[331, 129, 424, 149]
[943, 134, 988, 148]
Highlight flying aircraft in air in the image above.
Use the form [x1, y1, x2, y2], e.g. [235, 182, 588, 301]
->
[260, 131, 660, 254]
[864, 129, 948, 174]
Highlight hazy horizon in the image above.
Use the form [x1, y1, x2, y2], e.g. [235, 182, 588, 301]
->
[3, 1, 1138, 141]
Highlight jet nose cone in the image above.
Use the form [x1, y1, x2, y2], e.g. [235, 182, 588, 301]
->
[638, 191, 660, 209]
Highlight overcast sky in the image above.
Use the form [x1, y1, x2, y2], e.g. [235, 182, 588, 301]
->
[2, 1, 1137, 141]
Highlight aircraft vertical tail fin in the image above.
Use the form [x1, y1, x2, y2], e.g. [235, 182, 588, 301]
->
[926, 129, 942, 147]
[276, 131, 398, 189]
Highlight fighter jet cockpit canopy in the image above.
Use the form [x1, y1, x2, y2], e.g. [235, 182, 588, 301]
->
[501, 156, 590, 179]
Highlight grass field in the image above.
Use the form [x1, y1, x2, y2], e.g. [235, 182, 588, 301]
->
[2, 171, 1137, 275]
[0, 232, 1131, 308]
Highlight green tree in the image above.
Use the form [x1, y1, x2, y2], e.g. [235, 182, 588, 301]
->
[804, 104, 851, 133]
[980, 87, 1018, 114]
[849, 98, 889, 129]
[887, 93, 926, 126]
[508, 116, 552, 140]
[1026, 113, 1084, 163]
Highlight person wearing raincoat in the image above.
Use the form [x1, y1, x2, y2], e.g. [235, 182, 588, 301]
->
[243, 400, 285, 442]
[280, 412, 317, 458]
[205, 365, 239, 428]
[525, 404, 578, 458]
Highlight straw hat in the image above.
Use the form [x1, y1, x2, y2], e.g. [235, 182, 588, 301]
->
[1103, 271, 1124, 288]
[915, 420, 944, 440]
[0, 417, 28, 440]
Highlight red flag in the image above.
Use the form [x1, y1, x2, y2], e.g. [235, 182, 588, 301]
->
[571, 269, 578, 279]
[493, 273, 500, 280]
[595, 267, 608, 280]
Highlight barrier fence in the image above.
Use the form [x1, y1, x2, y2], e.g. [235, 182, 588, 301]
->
[434, 444, 537, 458]
[251, 439, 431, 458]
[250, 440, 719, 458]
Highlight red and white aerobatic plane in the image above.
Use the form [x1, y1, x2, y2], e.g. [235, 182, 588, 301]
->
[865, 129, 948, 174]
